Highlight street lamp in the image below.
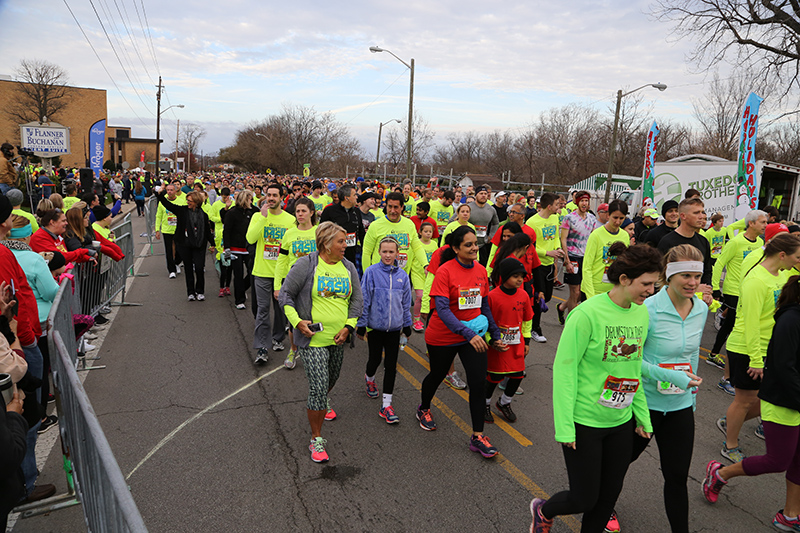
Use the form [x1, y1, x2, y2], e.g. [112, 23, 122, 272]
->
[604, 83, 667, 203]
[155, 97, 184, 175]
[370, 46, 415, 183]
[376, 119, 401, 173]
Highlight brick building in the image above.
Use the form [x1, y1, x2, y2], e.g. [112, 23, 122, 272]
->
[0, 79, 107, 169]
[107, 125, 160, 171]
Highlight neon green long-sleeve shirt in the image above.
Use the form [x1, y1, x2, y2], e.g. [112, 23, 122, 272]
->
[711, 232, 762, 295]
[155, 194, 186, 235]
[246, 210, 296, 278]
[581, 226, 629, 299]
[362, 215, 428, 275]
[553, 293, 652, 443]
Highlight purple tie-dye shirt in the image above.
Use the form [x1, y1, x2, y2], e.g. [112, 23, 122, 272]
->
[561, 211, 599, 257]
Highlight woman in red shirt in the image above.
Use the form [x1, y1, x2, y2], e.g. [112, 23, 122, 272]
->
[417, 225, 507, 458]
[29, 209, 95, 265]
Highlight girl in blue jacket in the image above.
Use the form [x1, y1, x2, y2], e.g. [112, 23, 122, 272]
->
[356, 236, 413, 424]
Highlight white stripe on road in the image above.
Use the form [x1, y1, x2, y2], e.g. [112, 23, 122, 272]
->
[126, 364, 283, 480]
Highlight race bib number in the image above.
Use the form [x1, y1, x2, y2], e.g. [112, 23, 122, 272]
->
[597, 376, 639, 409]
[397, 253, 408, 269]
[499, 326, 521, 345]
[458, 287, 482, 310]
[263, 244, 280, 261]
[438, 224, 447, 233]
[475, 226, 487, 238]
[346, 232, 356, 247]
[657, 363, 692, 395]
[167, 214, 177, 226]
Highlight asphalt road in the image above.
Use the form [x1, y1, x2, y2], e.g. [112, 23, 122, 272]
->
[11, 214, 783, 533]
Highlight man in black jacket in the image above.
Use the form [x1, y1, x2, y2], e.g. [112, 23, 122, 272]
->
[320, 184, 365, 266]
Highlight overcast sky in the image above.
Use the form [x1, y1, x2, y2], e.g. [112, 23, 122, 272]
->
[0, 0, 760, 161]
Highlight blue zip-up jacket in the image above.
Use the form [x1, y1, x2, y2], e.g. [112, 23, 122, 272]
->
[358, 260, 413, 332]
[640, 287, 708, 413]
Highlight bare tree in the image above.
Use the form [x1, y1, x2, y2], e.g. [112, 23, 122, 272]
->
[9, 59, 71, 124]
[383, 112, 436, 171]
[653, 0, 800, 97]
[180, 123, 207, 173]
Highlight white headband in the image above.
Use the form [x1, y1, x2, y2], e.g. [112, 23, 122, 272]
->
[666, 261, 704, 280]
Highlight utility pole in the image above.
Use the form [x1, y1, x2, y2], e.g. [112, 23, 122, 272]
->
[155, 76, 163, 175]
[175, 119, 180, 174]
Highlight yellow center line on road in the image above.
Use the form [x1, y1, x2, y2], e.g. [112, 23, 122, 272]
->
[396, 363, 581, 532]
[402, 345, 532, 447]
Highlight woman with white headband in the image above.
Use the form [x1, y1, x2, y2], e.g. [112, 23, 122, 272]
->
[608, 244, 707, 533]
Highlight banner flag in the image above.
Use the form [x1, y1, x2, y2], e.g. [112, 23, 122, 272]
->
[641, 121, 660, 207]
[736, 92, 763, 216]
[89, 119, 106, 178]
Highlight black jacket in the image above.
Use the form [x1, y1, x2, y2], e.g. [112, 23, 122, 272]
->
[320, 203, 365, 264]
[644, 223, 675, 249]
[0, 411, 27, 514]
[157, 192, 215, 249]
[222, 205, 258, 251]
[760, 304, 800, 412]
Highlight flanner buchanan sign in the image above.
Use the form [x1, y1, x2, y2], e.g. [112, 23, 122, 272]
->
[19, 122, 71, 155]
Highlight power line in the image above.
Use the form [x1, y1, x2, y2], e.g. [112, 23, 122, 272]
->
[113, 0, 154, 81]
[138, 0, 160, 76]
[87, 0, 155, 115]
[344, 69, 409, 125]
[62, 0, 153, 131]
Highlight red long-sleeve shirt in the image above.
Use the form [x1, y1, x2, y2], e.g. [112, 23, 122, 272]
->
[0, 245, 41, 346]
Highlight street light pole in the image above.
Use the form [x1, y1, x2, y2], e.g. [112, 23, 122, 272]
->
[604, 83, 667, 203]
[155, 76, 162, 175]
[376, 119, 401, 174]
[370, 46, 415, 183]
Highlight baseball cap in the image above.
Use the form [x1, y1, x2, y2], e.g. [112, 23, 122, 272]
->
[597, 203, 609, 212]
[327, 183, 337, 192]
[475, 186, 488, 193]
[644, 208, 660, 219]
[765, 223, 789, 242]
[495, 191, 506, 197]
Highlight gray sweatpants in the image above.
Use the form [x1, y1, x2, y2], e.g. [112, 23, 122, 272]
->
[253, 276, 286, 350]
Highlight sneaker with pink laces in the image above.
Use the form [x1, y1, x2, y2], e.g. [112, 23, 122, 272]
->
[412, 319, 424, 332]
[773, 509, 800, 531]
[309, 437, 329, 463]
[530, 498, 553, 533]
[702, 460, 727, 503]
[218, 288, 225, 297]
[365, 376, 379, 399]
[324, 408, 337, 421]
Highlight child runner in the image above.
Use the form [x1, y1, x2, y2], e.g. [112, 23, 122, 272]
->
[356, 236, 413, 424]
[484, 257, 532, 423]
[530, 242, 662, 533]
[409, 222, 438, 333]
[703, 274, 800, 531]
[275, 197, 318, 369]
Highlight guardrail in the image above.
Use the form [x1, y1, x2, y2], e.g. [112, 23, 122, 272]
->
[141, 196, 160, 257]
[12, 279, 148, 531]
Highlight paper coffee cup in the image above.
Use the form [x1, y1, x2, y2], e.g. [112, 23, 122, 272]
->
[92, 241, 101, 248]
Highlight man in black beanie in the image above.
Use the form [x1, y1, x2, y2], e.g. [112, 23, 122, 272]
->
[643, 199, 679, 248]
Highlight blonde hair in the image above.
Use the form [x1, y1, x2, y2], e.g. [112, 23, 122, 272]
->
[36, 198, 54, 214]
[660, 244, 704, 285]
[316, 221, 346, 254]
[10, 214, 30, 230]
[49, 193, 64, 209]
[235, 190, 254, 209]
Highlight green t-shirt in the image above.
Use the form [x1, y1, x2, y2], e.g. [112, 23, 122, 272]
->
[553, 293, 652, 443]
[581, 225, 630, 299]
[703, 226, 727, 259]
[526, 213, 561, 266]
[727, 264, 785, 368]
[429, 200, 454, 235]
[762, 399, 800, 426]
[711, 232, 762, 295]
[441, 220, 475, 242]
[275, 225, 317, 290]
[246, 210, 296, 278]
[311, 260, 353, 347]
[62, 196, 80, 210]
[369, 208, 385, 220]
[310, 194, 332, 214]
[362, 215, 428, 275]
[402, 197, 417, 218]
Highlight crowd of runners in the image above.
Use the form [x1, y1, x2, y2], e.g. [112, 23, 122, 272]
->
[3, 169, 800, 532]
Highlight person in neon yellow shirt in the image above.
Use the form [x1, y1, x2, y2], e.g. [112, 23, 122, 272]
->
[275, 197, 318, 370]
[6, 189, 39, 233]
[581, 200, 630, 299]
[155, 183, 186, 278]
[720, 233, 800, 463]
[209, 187, 233, 297]
[441, 204, 475, 241]
[402, 182, 417, 218]
[246, 183, 296, 364]
[278, 221, 363, 463]
[309, 181, 332, 215]
[526, 192, 566, 342]
[428, 190, 456, 238]
[704, 213, 727, 262]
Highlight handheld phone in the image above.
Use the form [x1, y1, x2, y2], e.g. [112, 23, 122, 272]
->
[9, 280, 18, 316]
[308, 322, 324, 333]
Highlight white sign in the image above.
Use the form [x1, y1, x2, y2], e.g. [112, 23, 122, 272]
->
[20, 123, 71, 155]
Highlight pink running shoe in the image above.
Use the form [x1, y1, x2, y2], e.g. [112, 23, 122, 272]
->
[412, 319, 424, 332]
[309, 437, 329, 463]
[324, 408, 337, 421]
[702, 460, 727, 503]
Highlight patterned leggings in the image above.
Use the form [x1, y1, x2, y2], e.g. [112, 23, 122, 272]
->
[300, 345, 345, 410]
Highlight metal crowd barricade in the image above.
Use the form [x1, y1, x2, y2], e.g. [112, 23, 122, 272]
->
[141, 196, 161, 257]
[13, 328, 149, 531]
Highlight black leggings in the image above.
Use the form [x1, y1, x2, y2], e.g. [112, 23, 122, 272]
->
[711, 294, 738, 354]
[218, 261, 232, 289]
[542, 419, 635, 533]
[531, 264, 553, 334]
[366, 330, 401, 395]
[230, 253, 250, 304]
[135, 198, 145, 216]
[486, 375, 522, 398]
[421, 342, 487, 432]
[177, 245, 206, 296]
[630, 407, 694, 533]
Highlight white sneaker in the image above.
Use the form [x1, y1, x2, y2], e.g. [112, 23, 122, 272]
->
[188, 294, 196, 301]
[196, 294, 205, 301]
[83, 341, 97, 351]
[83, 333, 98, 340]
[175, 265, 181, 275]
[532, 332, 547, 343]
[236, 303, 246, 310]
[169, 272, 176, 279]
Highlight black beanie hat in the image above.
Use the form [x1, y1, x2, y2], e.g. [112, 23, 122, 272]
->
[0, 193, 12, 223]
[662, 200, 679, 217]
[47, 251, 67, 272]
[497, 257, 527, 284]
[92, 204, 111, 221]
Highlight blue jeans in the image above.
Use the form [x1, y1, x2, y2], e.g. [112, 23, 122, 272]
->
[21, 342, 44, 493]
[22, 342, 43, 403]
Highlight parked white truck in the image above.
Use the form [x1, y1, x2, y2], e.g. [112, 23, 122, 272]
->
[615, 155, 800, 223]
